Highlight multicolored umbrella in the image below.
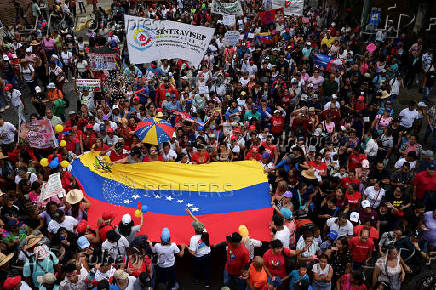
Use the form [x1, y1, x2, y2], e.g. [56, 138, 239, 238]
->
[135, 118, 175, 145]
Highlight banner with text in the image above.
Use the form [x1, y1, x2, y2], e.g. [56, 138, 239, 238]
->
[40, 173, 66, 201]
[222, 14, 236, 26]
[88, 53, 119, 71]
[19, 119, 57, 149]
[124, 15, 215, 67]
[224, 31, 240, 46]
[76, 79, 101, 92]
[211, 0, 243, 16]
[270, 0, 304, 16]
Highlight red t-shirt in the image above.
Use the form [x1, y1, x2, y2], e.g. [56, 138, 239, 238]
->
[261, 142, 277, 155]
[245, 151, 261, 161]
[109, 150, 128, 162]
[413, 171, 436, 200]
[271, 116, 285, 134]
[225, 243, 250, 276]
[98, 223, 116, 242]
[341, 177, 359, 188]
[348, 236, 374, 263]
[263, 248, 291, 278]
[308, 161, 327, 175]
[143, 155, 165, 162]
[353, 225, 379, 241]
[347, 153, 366, 172]
[191, 151, 210, 164]
[345, 191, 361, 210]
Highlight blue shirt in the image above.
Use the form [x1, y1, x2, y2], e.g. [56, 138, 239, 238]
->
[289, 270, 310, 290]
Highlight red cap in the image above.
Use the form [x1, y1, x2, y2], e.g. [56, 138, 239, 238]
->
[249, 60, 254, 64]
[108, 31, 113, 37]
[249, 125, 256, 130]
[102, 212, 115, 220]
[85, 124, 93, 129]
[234, 128, 241, 133]
[156, 108, 163, 112]
[3, 276, 21, 290]
[107, 128, 114, 133]
[5, 83, 13, 90]
[358, 95, 364, 101]
[76, 220, 88, 234]
[231, 136, 237, 141]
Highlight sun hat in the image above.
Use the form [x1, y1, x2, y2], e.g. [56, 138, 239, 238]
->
[114, 269, 129, 281]
[161, 228, 170, 242]
[37, 273, 56, 285]
[122, 214, 132, 225]
[380, 90, 391, 99]
[301, 168, 317, 180]
[280, 208, 293, 220]
[0, 252, 14, 266]
[23, 234, 43, 250]
[350, 212, 360, 223]
[3, 276, 21, 290]
[77, 236, 90, 249]
[361, 200, 371, 209]
[66, 189, 83, 204]
[47, 82, 56, 89]
[192, 221, 205, 233]
[238, 225, 249, 237]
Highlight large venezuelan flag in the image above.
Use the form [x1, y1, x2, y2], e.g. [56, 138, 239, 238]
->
[71, 152, 272, 243]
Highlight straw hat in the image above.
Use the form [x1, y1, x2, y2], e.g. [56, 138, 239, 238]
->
[23, 234, 43, 250]
[0, 252, 13, 266]
[380, 90, 391, 100]
[66, 189, 84, 204]
[301, 168, 317, 180]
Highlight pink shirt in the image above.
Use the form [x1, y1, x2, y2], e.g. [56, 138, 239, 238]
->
[43, 38, 56, 50]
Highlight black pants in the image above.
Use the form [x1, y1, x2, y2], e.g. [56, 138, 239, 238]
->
[78, 2, 86, 13]
[156, 265, 176, 289]
[193, 253, 211, 284]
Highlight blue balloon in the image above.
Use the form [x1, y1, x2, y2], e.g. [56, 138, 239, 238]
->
[49, 160, 59, 169]
[141, 205, 148, 213]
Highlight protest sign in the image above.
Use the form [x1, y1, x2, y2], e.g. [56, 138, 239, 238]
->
[270, 0, 304, 16]
[222, 14, 236, 26]
[19, 119, 57, 149]
[211, 0, 243, 16]
[224, 31, 240, 46]
[39, 173, 66, 201]
[124, 15, 215, 67]
[88, 53, 118, 71]
[259, 8, 284, 25]
[76, 79, 101, 92]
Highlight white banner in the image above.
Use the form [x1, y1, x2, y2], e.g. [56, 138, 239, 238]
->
[224, 31, 240, 46]
[271, 0, 304, 16]
[76, 79, 101, 91]
[211, 0, 243, 16]
[222, 14, 236, 26]
[124, 15, 215, 67]
[39, 173, 66, 201]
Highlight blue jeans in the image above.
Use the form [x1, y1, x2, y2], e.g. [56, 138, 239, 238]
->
[424, 126, 436, 147]
[223, 269, 245, 290]
[193, 253, 210, 283]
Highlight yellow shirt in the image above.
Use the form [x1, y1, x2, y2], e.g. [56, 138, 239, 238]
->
[321, 36, 335, 48]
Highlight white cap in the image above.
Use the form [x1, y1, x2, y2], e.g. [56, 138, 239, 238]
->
[417, 101, 427, 107]
[307, 83, 314, 88]
[331, 22, 336, 27]
[35, 86, 42, 93]
[331, 94, 337, 99]
[112, 105, 119, 110]
[51, 54, 59, 60]
[306, 42, 311, 45]
[47, 82, 56, 89]
[26, 47, 32, 53]
[122, 213, 132, 225]
[361, 200, 371, 209]
[350, 212, 360, 223]
[2, 55, 9, 61]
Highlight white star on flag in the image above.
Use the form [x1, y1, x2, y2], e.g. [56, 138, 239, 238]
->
[191, 207, 199, 212]
[123, 199, 131, 204]
[166, 196, 174, 201]
[186, 203, 193, 207]
[132, 195, 140, 200]
[154, 194, 162, 199]
[177, 200, 184, 203]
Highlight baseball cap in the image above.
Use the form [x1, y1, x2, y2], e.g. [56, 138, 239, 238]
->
[358, 95, 364, 101]
[85, 123, 93, 129]
[192, 221, 205, 233]
[37, 273, 56, 285]
[261, 152, 270, 159]
[2, 55, 9, 61]
[361, 200, 371, 209]
[418, 101, 427, 107]
[350, 212, 360, 223]
[249, 125, 256, 130]
[331, 94, 337, 99]
[122, 213, 132, 225]
[161, 227, 170, 242]
[283, 191, 293, 198]
[76, 219, 88, 234]
[327, 230, 338, 240]
[3, 276, 21, 290]
[308, 145, 316, 152]
[77, 236, 90, 249]
[35, 86, 42, 93]
[107, 128, 114, 133]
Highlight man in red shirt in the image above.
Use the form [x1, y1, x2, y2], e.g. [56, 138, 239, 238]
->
[347, 147, 367, 172]
[156, 77, 179, 105]
[349, 229, 374, 270]
[341, 171, 359, 188]
[261, 135, 278, 164]
[97, 212, 116, 242]
[413, 162, 436, 200]
[223, 232, 250, 290]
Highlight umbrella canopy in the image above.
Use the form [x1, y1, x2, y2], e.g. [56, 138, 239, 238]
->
[135, 117, 175, 145]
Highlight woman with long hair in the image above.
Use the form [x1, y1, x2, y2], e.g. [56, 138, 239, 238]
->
[117, 213, 143, 243]
[186, 208, 211, 287]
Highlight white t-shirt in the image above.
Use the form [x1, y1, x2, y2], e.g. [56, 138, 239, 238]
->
[162, 149, 177, 161]
[189, 234, 211, 258]
[326, 217, 353, 237]
[243, 238, 262, 260]
[15, 172, 38, 185]
[399, 108, 419, 128]
[61, 51, 72, 65]
[153, 243, 180, 268]
[364, 186, 386, 208]
[8, 89, 22, 107]
[102, 236, 130, 260]
[0, 121, 16, 144]
[48, 215, 79, 234]
[274, 226, 290, 248]
[394, 157, 416, 170]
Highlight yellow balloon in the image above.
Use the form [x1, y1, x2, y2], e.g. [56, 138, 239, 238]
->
[134, 209, 142, 218]
[60, 160, 70, 168]
[60, 140, 67, 147]
[40, 158, 49, 167]
[55, 124, 64, 133]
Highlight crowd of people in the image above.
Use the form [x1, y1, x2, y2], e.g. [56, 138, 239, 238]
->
[0, 0, 436, 289]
